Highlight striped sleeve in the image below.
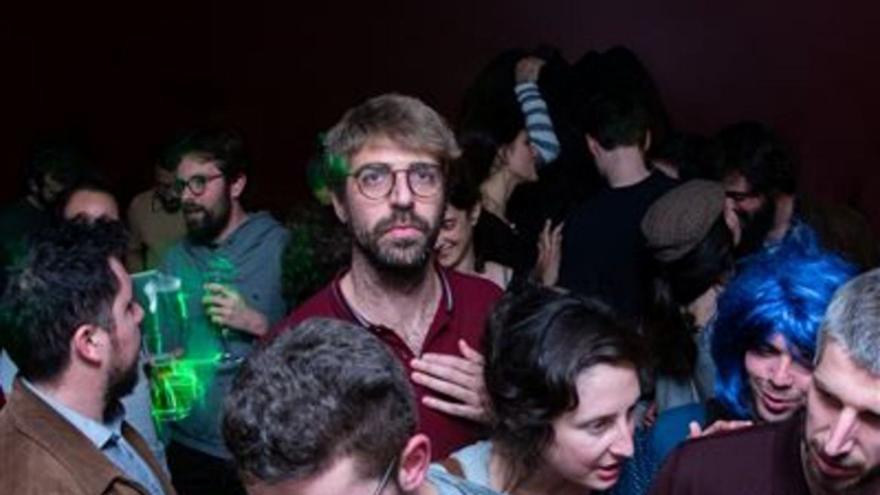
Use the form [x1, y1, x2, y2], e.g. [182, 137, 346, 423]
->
[515, 81, 561, 164]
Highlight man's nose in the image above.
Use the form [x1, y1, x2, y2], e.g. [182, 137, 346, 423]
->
[389, 170, 414, 208]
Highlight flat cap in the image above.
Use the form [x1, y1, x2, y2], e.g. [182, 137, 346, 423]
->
[641, 179, 726, 262]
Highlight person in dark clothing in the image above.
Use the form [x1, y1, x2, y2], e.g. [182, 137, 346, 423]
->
[718, 121, 878, 268]
[559, 90, 676, 318]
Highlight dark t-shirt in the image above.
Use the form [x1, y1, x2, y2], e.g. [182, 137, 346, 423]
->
[268, 266, 503, 460]
[650, 413, 810, 495]
[473, 210, 537, 274]
[558, 172, 676, 318]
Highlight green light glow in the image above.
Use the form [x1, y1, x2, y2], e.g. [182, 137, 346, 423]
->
[149, 355, 219, 423]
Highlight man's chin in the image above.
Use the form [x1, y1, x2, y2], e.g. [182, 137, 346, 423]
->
[805, 444, 866, 492]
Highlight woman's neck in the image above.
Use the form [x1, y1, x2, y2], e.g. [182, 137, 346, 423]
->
[489, 445, 587, 495]
[480, 169, 520, 220]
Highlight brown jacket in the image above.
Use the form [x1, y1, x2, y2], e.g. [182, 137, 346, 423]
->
[0, 379, 177, 495]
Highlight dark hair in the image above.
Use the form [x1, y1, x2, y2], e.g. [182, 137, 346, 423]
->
[650, 131, 723, 181]
[644, 217, 734, 377]
[458, 49, 527, 147]
[457, 49, 530, 186]
[222, 318, 416, 485]
[0, 219, 128, 382]
[713, 243, 855, 419]
[166, 127, 251, 179]
[445, 157, 482, 211]
[22, 134, 90, 198]
[574, 90, 650, 150]
[571, 46, 671, 150]
[485, 284, 642, 489]
[716, 121, 797, 195]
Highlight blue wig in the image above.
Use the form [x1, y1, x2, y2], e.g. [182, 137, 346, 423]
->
[711, 242, 857, 419]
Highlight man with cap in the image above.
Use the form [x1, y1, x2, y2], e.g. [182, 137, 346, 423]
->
[640, 179, 738, 413]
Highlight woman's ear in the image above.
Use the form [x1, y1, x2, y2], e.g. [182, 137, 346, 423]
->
[468, 203, 482, 227]
[396, 434, 431, 492]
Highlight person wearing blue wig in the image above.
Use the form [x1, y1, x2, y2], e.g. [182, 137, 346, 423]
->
[646, 240, 857, 473]
[711, 244, 856, 423]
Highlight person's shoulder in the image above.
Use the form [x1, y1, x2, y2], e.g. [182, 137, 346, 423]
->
[0, 414, 81, 493]
[655, 419, 784, 488]
[245, 211, 290, 243]
[276, 281, 341, 332]
[427, 464, 503, 495]
[446, 269, 504, 305]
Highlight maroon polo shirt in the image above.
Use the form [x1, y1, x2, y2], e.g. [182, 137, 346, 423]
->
[268, 266, 503, 459]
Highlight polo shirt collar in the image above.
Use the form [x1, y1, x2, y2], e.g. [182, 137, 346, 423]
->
[331, 264, 454, 329]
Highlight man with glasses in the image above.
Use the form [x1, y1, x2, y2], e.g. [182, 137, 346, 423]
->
[268, 94, 503, 460]
[158, 128, 290, 495]
[717, 121, 876, 267]
[224, 318, 500, 495]
[126, 140, 186, 272]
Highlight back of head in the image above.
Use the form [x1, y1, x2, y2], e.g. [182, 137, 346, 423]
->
[222, 317, 416, 486]
[322, 93, 460, 194]
[0, 219, 128, 382]
[23, 133, 91, 203]
[817, 267, 880, 374]
[445, 157, 483, 211]
[166, 127, 250, 180]
[573, 90, 650, 150]
[572, 46, 671, 148]
[484, 284, 641, 482]
[716, 121, 797, 195]
[713, 243, 857, 418]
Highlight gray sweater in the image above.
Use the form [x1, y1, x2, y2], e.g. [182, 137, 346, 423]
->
[159, 211, 289, 459]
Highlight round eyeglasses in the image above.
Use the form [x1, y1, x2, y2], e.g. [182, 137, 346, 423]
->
[350, 163, 443, 200]
[172, 173, 225, 196]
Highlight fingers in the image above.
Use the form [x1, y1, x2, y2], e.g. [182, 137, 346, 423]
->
[411, 345, 492, 424]
[457, 339, 484, 364]
[422, 395, 484, 422]
[412, 353, 481, 382]
[688, 421, 703, 439]
[411, 370, 479, 405]
[701, 420, 753, 437]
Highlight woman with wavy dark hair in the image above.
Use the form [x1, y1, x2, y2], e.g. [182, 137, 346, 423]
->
[458, 50, 563, 281]
[436, 284, 643, 495]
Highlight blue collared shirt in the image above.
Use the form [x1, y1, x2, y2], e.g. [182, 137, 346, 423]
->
[22, 379, 166, 495]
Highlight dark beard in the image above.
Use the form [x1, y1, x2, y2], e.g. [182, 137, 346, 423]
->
[106, 358, 140, 404]
[184, 196, 231, 245]
[736, 199, 776, 257]
[352, 209, 441, 278]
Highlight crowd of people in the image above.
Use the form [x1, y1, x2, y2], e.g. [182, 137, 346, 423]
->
[1, 45, 879, 495]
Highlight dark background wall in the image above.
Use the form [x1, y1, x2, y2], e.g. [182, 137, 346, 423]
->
[2, 2, 878, 227]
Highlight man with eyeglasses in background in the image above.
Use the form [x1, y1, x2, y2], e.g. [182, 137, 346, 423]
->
[268, 94, 503, 460]
[126, 138, 187, 272]
[717, 121, 877, 267]
[158, 128, 290, 495]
